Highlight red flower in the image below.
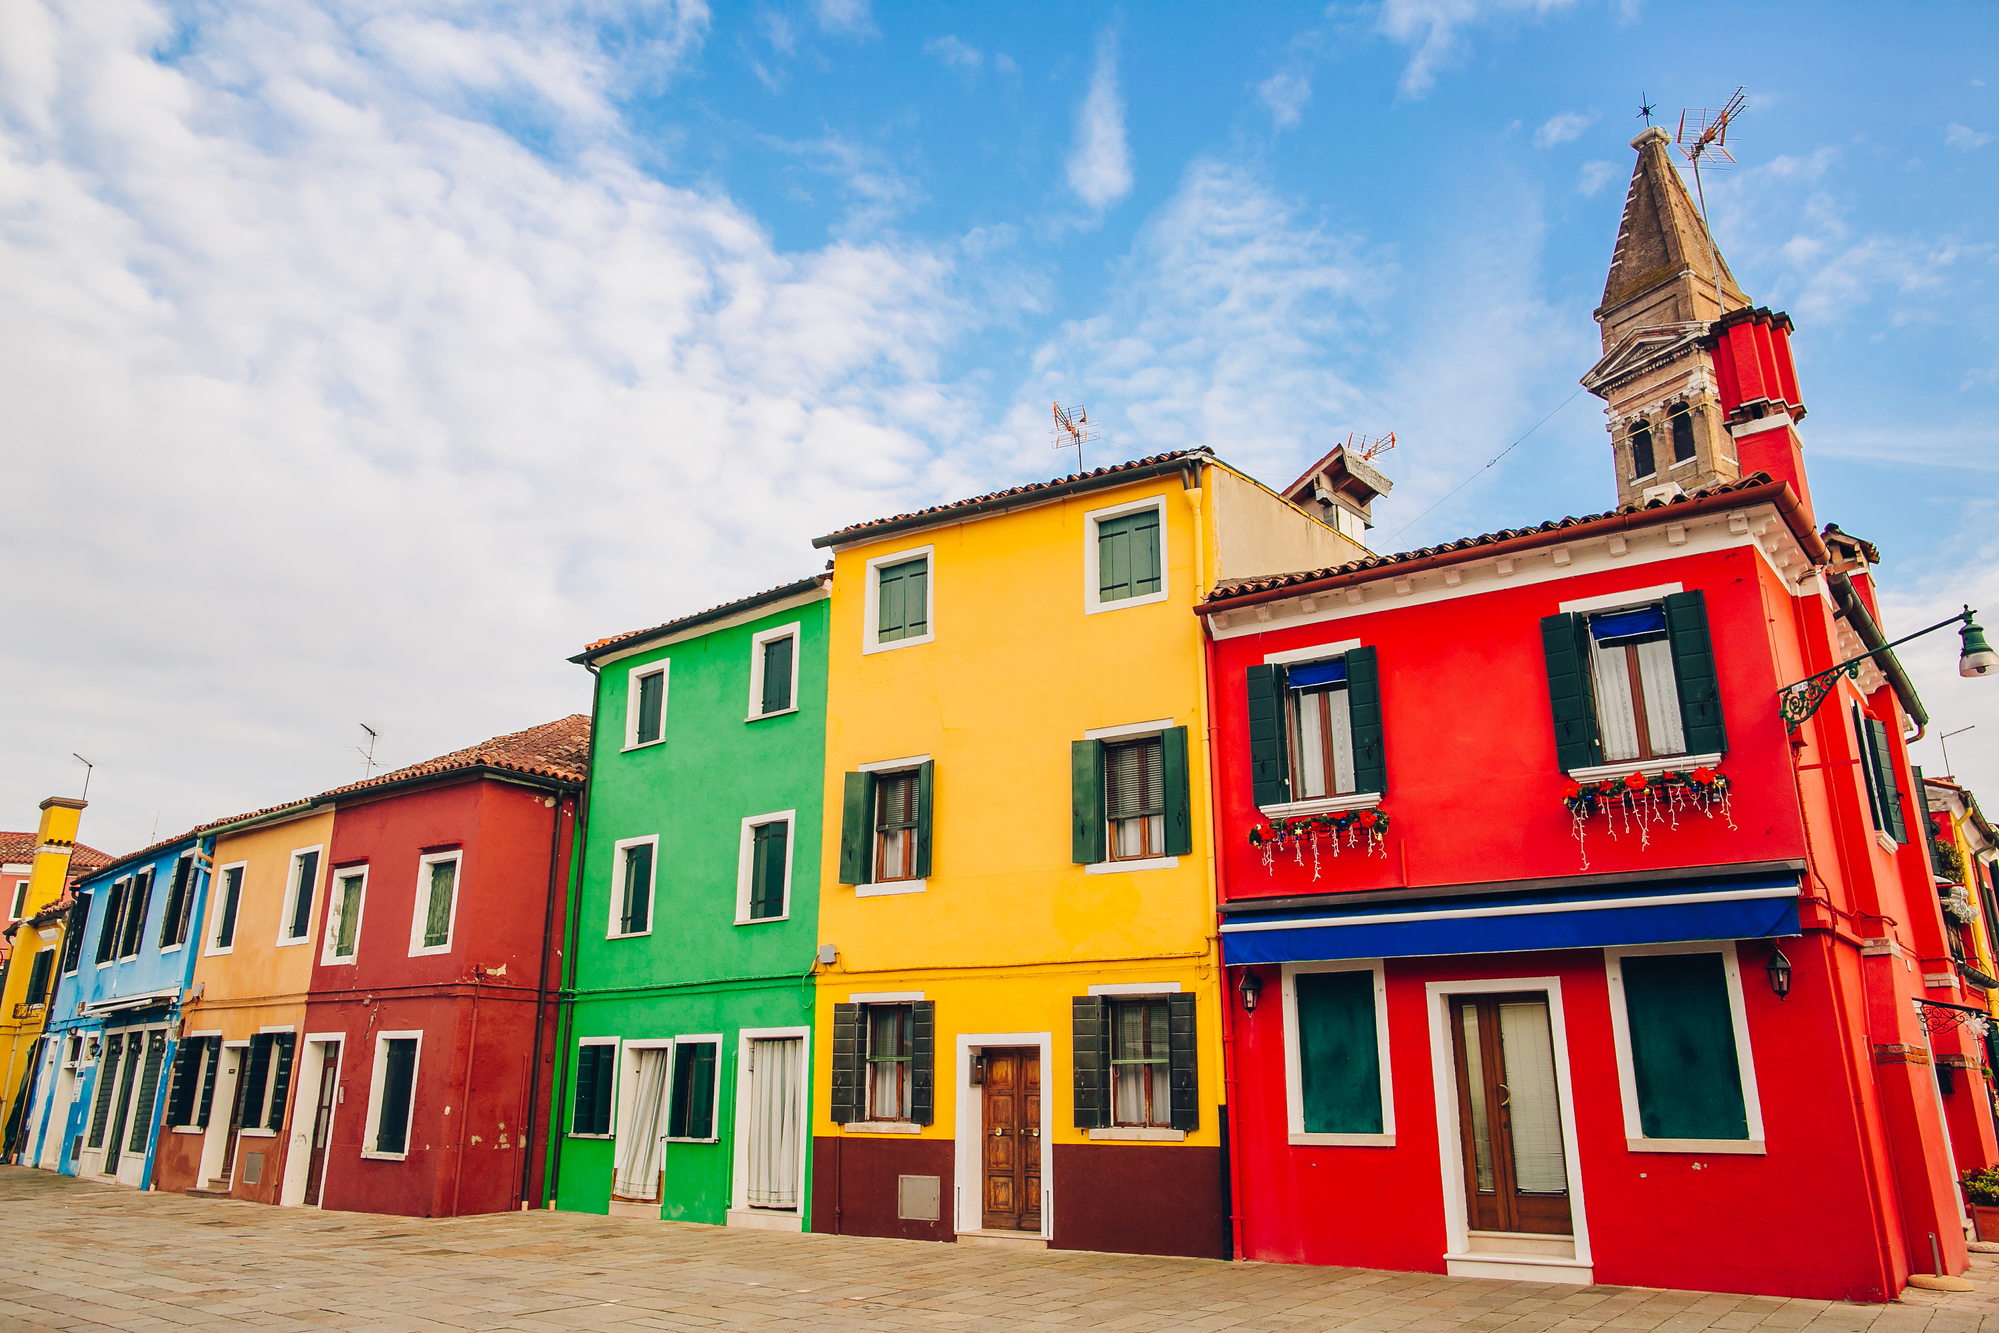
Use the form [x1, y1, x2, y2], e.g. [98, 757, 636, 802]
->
[1624, 771, 1648, 791]
[1359, 809, 1380, 829]
[1691, 766, 1716, 785]
[1562, 779, 1582, 799]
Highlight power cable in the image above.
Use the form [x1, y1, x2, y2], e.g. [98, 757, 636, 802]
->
[1384, 386, 1588, 546]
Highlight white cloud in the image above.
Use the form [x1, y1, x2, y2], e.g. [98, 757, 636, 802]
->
[1578, 160, 1620, 196]
[1066, 31, 1133, 211]
[1534, 111, 1594, 148]
[994, 53, 1020, 76]
[924, 34, 982, 71]
[1376, 0, 1580, 97]
[1258, 72, 1312, 129]
[766, 130, 924, 234]
[1946, 123, 1993, 151]
[812, 0, 873, 36]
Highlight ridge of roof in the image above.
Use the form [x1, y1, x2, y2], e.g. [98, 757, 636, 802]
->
[811, 449, 1214, 549]
[317, 715, 592, 800]
[576, 575, 829, 663]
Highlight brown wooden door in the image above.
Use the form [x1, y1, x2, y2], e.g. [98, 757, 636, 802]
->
[1450, 994, 1572, 1236]
[979, 1047, 1041, 1232]
[303, 1043, 340, 1206]
[220, 1047, 249, 1185]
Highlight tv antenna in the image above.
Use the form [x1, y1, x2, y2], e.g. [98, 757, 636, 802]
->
[355, 723, 382, 777]
[73, 753, 95, 801]
[1676, 86, 1747, 315]
[1940, 725, 1976, 779]
[1051, 403, 1098, 473]
[1346, 431, 1397, 463]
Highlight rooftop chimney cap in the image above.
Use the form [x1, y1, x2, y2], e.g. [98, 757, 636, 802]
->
[1631, 125, 1670, 150]
[39, 796, 86, 812]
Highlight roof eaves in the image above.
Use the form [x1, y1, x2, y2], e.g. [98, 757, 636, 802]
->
[573, 575, 829, 665]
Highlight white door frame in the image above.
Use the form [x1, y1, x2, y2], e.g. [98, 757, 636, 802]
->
[1424, 978, 1593, 1280]
[728, 1026, 810, 1231]
[279, 1034, 345, 1206]
[953, 1031, 1052, 1239]
[196, 1042, 247, 1187]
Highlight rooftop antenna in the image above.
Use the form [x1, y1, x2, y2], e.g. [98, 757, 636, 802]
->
[1940, 725, 1976, 779]
[355, 723, 382, 778]
[72, 753, 94, 801]
[1052, 403, 1098, 474]
[1675, 86, 1747, 316]
[1347, 431, 1397, 463]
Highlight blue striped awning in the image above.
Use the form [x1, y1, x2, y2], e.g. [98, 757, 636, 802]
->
[1220, 871, 1801, 966]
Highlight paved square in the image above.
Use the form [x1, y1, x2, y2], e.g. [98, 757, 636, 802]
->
[0, 1167, 1989, 1332]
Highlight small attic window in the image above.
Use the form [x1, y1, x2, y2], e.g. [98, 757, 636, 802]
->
[1629, 422, 1656, 481]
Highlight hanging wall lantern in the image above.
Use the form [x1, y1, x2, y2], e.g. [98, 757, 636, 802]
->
[1961, 612, 1998, 678]
[1766, 947, 1793, 1001]
[1236, 968, 1263, 1013]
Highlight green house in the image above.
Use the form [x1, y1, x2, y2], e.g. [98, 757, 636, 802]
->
[549, 576, 829, 1229]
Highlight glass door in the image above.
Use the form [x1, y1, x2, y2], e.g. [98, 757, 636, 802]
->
[1450, 993, 1573, 1236]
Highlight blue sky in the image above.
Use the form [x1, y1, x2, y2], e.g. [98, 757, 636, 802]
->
[2, 0, 1994, 852]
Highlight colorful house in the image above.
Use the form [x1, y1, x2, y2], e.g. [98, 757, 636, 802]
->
[298, 718, 585, 1216]
[550, 578, 831, 1229]
[807, 453, 1359, 1256]
[31, 829, 213, 1190]
[1201, 127, 1984, 1300]
[1918, 774, 1999, 1176]
[149, 797, 338, 1203]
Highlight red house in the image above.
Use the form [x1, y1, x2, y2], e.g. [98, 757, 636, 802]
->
[298, 718, 586, 1216]
[1203, 128, 1993, 1300]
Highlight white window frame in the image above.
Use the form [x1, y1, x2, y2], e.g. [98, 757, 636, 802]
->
[206, 862, 248, 957]
[664, 1033, 725, 1144]
[1281, 960, 1395, 1147]
[407, 850, 463, 958]
[624, 658, 670, 751]
[321, 865, 370, 965]
[607, 835, 659, 940]
[746, 622, 803, 721]
[570, 1035, 620, 1139]
[10, 878, 28, 920]
[862, 544, 935, 655]
[1083, 495, 1171, 615]
[855, 756, 928, 895]
[1083, 719, 1180, 875]
[1603, 941, 1767, 1155]
[361, 1030, 424, 1161]
[96, 876, 131, 968]
[736, 810, 796, 925]
[274, 845, 324, 949]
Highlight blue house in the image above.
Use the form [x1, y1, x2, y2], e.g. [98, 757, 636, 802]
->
[27, 829, 212, 1188]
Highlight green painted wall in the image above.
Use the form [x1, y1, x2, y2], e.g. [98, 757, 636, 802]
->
[552, 587, 828, 1223]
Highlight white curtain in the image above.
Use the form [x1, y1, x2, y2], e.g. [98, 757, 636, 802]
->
[1498, 1002, 1568, 1195]
[1291, 690, 1356, 797]
[1295, 691, 1327, 798]
[1459, 1007, 1495, 1192]
[1634, 639, 1687, 755]
[1589, 640, 1641, 762]
[746, 1038, 802, 1209]
[613, 1048, 670, 1201]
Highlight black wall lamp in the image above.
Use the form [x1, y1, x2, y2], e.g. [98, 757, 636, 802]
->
[1236, 968, 1263, 1013]
[1766, 946, 1792, 1001]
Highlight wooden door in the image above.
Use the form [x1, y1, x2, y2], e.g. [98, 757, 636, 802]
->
[1450, 994, 1572, 1236]
[220, 1047, 249, 1185]
[979, 1047, 1041, 1232]
[303, 1043, 340, 1206]
[102, 1035, 142, 1176]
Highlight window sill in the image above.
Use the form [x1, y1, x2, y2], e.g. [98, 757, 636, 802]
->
[203, 946, 235, 958]
[746, 707, 799, 723]
[734, 913, 790, 926]
[1289, 1132, 1395, 1147]
[663, 1136, 720, 1145]
[159, 945, 184, 956]
[1564, 753, 1722, 783]
[843, 1121, 922, 1135]
[621, 739, 665, 754]
[1626, 1137, 1764, 1155]
[274, 938, 311, 949]
[240, 1128, 278, 1139]
[171, 1126, 204, 1136]
[1258, 792, 1382, 821]
[568, 1133, 612, 1141]
[1875, 831, 1900, 854]
[1088, 1127, 1184, 1141]
[862, 632, 935, 656]
[1085, 589, 1171, 617]
[1087, 856, 1179, 876]
[360, 1150, 409, 1161]
[408, 944, 453, 958]
[608, 929, 654, 940]
[856, 879, 925, 898]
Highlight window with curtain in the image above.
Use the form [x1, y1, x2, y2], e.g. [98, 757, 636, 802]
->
[876, 556, 929, 644]
[759, 634, 794, 715]
[614, 1047, 670, 1200]
[633, 667, 666, 745]
[748, 820, 788, 919]
[666, 1040, 718, 1140]
[1097, 507, 1162, 604]
[745, 1036, 803, 1209]
[875, 773, 920, 881]
[1105, 737, 1166, 860]
[865, 1005, 914, 1121]
[330, 872, 365, 959]
[419, 857, 458, 950]
[1286, 659, 1356, 799]
[1109, 1001, 1172, 1127]
[1586, 605, 1687, 762]
[618, 841, 653, 935]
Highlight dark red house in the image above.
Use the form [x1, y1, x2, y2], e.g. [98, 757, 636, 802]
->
[299, 718, 586, 1216]
[1201, 128, 1993, 1300]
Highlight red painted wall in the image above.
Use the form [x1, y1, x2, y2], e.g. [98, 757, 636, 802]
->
[304, 776, 572, 1217]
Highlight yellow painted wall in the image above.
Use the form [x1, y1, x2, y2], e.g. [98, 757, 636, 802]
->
[0, 799, 89, 1129]
[183, 808, 335, 1044]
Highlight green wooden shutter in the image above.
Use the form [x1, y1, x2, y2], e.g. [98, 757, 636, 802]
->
[24, 950, 52, 1006]
[1345, 646, 1386, 794]
[1099, 513, 1133, 602]
[60, 892, 91, 973]
[1853, 705, 1884, 829]
[689, 1042, 717, 1139]
[289, 853, 318, 941]
[423, 861, 456, 948]
[910, 1000, 935, 1126]
[572, 1044, 599, 1134]
[1541, 613, 1602, 771]
[1245, 665, 1291, 808]
[1620, 952, 1748, 1140]
[378, 1039, 418, 1151]
[761, 635, 794, 714]
[1663, 590, 1727, 755]
[1071, 741, 1107, 864]
[1071, 996, 1110, 1128]
[215, 870, 241, 948]
[164, 1040, 200, 1128]
[1868, 718, 1909, 843]
[914, 760, 935, 879]
[266, 1034, 296, 1130]
[1159, 726, 1194, 856]
[159, 857, 190, 949]
[128, 1031, 167, 1153]
[1294, 970, 1383, 1134]
[838, 772, 875, 885]
[87, 1034, 122, 1147]
[830, 1003, 861, 1124]
[96, 881, 124, 964]
[120, 869, 153, 957]
[878, 557, 929, 642]
[243, 1034, 273, 1127]
[1168, 993, 1198, 1132]
[636, 668, 665, 742]
[195, 1039, 221, 1128]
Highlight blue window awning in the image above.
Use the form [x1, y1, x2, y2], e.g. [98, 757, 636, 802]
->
[1220, 871, 1800, 967]
[1285, 659, 1347, 688]
[1589, 606, 1667, 643]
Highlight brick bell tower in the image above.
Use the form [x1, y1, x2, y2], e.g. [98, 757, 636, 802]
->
[1581, 126, 1814, 517]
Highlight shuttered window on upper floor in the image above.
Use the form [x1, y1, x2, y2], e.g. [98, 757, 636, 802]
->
[1245, 648, 1385, 810]
[1097, 508, 1162, 604]
[877, 556, 929, 643]
[1540, 590, 1725, 772]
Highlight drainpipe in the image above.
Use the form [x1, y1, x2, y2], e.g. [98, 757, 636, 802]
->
[451, 969, 482, 1216]
[544, 663, 602, 1207]
[519, 787, 567, 1209]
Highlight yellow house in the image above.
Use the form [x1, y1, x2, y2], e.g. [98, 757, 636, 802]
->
[806, 448, 1363, 1256]
[149, 799, 335, 1205]
[0, 797, 95, 1154]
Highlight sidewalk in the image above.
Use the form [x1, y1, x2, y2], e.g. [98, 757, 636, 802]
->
[1, 1167, 1991, 1333]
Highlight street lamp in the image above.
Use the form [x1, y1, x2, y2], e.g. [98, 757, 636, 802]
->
[1779, 605, 1994, 729]
[1236, 968, 1263, 1014]
[1766, 947, 1792, 1001]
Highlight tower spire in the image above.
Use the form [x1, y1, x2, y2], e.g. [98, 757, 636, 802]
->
[1598, 126, 1747, 335]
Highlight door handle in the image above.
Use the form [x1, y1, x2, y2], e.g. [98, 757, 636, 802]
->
[1497, 1084, 1511, 1108]
[993, 1127, 1006, 1136]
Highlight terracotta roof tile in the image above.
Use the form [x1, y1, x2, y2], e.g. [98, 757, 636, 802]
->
[318, 715, 591, 798]
[580, 576, 827, 659]
[0, 833, 114, 872]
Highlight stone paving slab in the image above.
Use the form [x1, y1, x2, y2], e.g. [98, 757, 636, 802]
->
[2, 1167, 1994, 1333]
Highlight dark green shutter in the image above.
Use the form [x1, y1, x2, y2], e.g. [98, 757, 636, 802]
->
[830, 1003, 861, 1124]
[914, 761, 935, 879]
[1345, 646, 1386, 794]
[1541, 613, 1602, 771]
[378, 1039, 418, 1152]
[289, 852, 318, 941]
[1168, 993, 1198, 1132]
[120, 869, 154, 957]
[572, 1044, 600, 1134]
[1071, 741, 1106, 864]
[128, 1031, 166, 1153]
[87, 1034, 122, 1147]
[910, 1000, 935, 1126]
[60, 892, 90, 973]
[1246, 665, 1291, 807]
[636, 667, 665, 742]
[1294, 970, 1383, 1134]
[1161, 726, 1194, 856]
[96, 880, 124, 964]
[215, 870, 240, 948]
[1071, 996, 1110, 1128]
[159, 857, 190, 949]
[1868, 718, 1909, 843]
[761, 635, 794, 714]
[195, 1039, 221, 1128]
[878, 557, 929, 642]
[1853, 705, 1884, 830]
[1621, 952, 1749, 1140]
[838, 772, 875, 885]
[24, 950, 52, 1006]
[243, 1034, 273, 1126]
[1097, 510, 1162, 603]
[689, 1042, 716, 1139]
[165, 1040, 200, 1128]
[1663, 590, 1727, 755]
[266, 1034, 296, 1130]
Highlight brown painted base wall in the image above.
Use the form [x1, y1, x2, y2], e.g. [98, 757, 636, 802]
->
[1050, 1143, 1227, 1260]
[810, 1136, 956, 1243]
